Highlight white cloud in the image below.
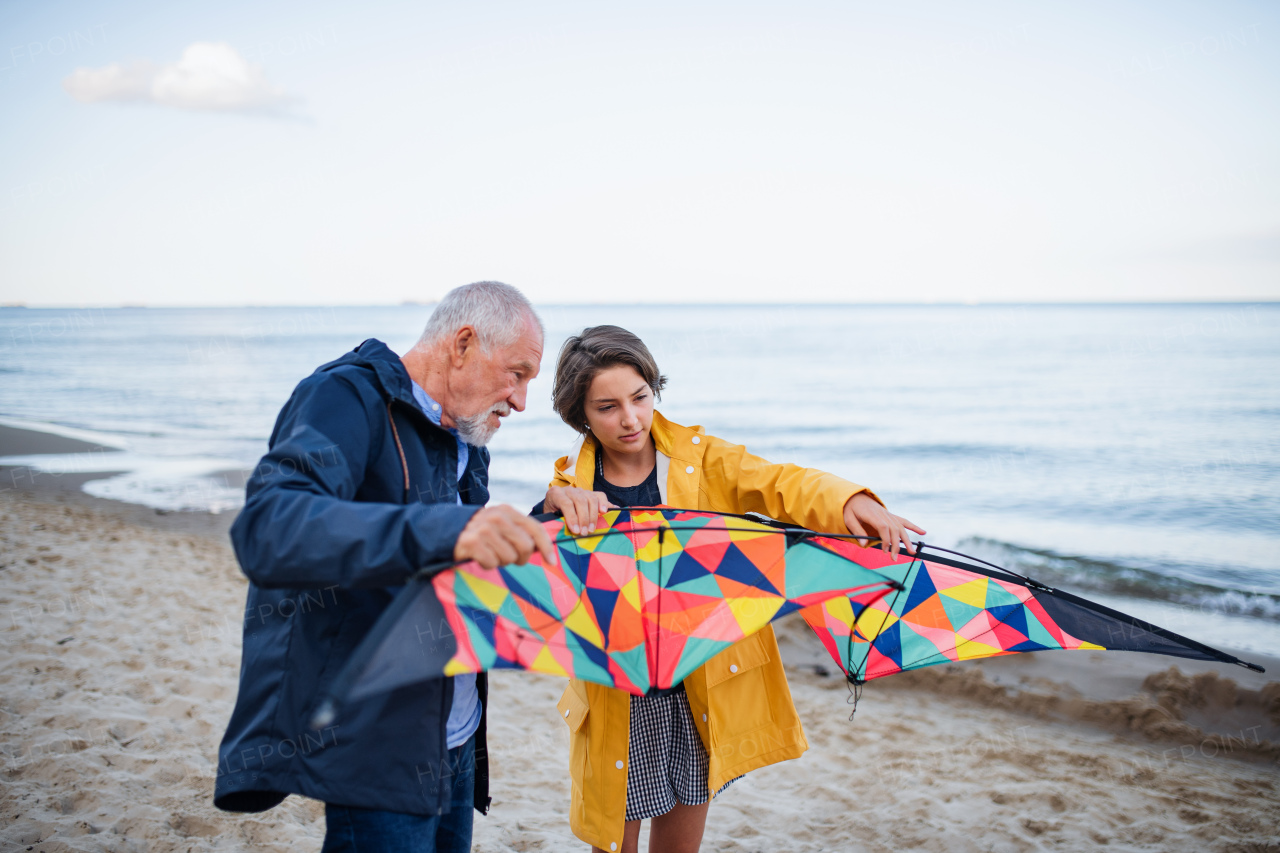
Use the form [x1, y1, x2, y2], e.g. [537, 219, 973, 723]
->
[62, 43, 290, 113]
[62, 61, 156, 102]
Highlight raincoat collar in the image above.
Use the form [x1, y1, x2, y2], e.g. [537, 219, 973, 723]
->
[317, 338, 421, 409]
[561, 410, 704, 503]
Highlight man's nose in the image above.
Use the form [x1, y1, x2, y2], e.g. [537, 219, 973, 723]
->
[509, 382, 528, 412]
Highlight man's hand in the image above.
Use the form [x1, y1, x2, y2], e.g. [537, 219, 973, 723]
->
[843, 492, 927, 559]
[454, 505, 558, 569]
[544, 486, 615, 536]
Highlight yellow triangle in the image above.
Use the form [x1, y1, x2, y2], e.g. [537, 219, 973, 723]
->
[530, 644, 569, 677]
[728, 596, 784, 635]
[619, 576, 641, 612]
[636, 530, 682, 564]
[822, 596, 856, 623]
[443, 656, 476, 676]
[955, 637, 1002, 660]
[1076, 640, 1106, 651]
[564, 602, 605, 649]
[459, 570, 509, 613]
[854, 606, 898, 642]
[939, 577, 988, 608]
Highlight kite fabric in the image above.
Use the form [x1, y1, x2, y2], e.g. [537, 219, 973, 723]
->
[311, 507, 1262, 728]
[798, 537, 1265, 685]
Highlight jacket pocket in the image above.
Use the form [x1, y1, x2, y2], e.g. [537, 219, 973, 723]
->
[704, 632, 775, 738]
[557, 683, 590, 733]
[557, 683, 591, 788]
[704, 631, 770, 688]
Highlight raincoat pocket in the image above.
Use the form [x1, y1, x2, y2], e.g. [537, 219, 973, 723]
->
[704, 632, 774, 737]
[558, 682, 592, 789]
[557, 683, 590, 733]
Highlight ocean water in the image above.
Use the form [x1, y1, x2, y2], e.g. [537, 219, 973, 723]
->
[2, 304, 1277, 655]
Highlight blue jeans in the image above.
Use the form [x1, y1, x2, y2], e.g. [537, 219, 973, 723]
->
[321, 735, 475, 853]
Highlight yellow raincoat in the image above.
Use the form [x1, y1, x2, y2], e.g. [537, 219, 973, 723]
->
[550, 411, 879, 851]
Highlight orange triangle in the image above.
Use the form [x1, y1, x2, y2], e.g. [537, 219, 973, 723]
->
[905, 593, 953, 631]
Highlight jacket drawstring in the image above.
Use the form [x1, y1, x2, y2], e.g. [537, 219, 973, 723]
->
[386, 403, 410, 502]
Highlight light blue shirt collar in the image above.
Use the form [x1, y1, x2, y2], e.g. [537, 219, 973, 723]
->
[408, 382, 469, 500]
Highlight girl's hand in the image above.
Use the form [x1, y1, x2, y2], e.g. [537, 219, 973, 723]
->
[843, 492, 926, 559]
[544, 486, 616, 536]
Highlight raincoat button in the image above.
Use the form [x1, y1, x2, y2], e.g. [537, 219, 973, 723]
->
[691, 436, 700, 444]
[702, 713, 708, 722]
[685, 465, 694, 474]
[611, 845, 618, 851]
[729, 664, 738, 673]
[616, 760, 624, 769]
[564, 709, 570, 717]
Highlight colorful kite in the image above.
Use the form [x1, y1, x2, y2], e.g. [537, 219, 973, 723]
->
[312, 508, 1262, 727]
[796, 536, 1264, 686]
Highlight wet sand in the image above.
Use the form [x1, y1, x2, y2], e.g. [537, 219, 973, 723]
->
[1, 423, 1278, 852]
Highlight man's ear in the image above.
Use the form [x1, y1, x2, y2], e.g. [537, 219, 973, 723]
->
[451, 326, 478, 368]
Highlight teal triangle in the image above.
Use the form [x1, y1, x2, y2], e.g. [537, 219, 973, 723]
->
[670, 636, 733, 684]
[497, 594, 529, 628]
[1025, 612, 1064, 650]
[503, 564, 557, 617]
[667, 571, 724, 598]
[785, 547, 885, 599]
[611, 645, 651, 692]
[671, 521, 712, 547]
[898, 622, 948, 669]
[938, 595, 983, 631]
[562, 631, 612, 685]
[465, 620, 498, 669]
[597, 531, 640, 558]
[981, 581, 1023, 611]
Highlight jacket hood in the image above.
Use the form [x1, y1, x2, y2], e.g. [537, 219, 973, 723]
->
[317, 338, 418, 407]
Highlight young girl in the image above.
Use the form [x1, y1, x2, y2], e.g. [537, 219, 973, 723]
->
[541, 326, 923, 853]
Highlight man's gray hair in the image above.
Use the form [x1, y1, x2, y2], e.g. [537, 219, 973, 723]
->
[415, 281, 542, 353]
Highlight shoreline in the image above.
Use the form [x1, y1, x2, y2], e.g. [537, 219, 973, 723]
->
[0, 422, 239, 540]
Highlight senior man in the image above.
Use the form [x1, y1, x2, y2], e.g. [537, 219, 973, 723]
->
[215, 282, 555, 852]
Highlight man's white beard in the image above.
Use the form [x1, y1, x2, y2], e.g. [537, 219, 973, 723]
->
[454, 402, 511, 447]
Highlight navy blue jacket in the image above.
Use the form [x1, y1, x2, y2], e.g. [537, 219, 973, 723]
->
[215, 339, 491, 817]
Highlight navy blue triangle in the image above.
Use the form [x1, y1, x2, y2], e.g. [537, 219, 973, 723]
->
[713, 544, 782, 596]
[586, 587, 619, 637]
[460, 604, 497, 650]
[564, 629, 612, 673]
[871, 620, 903, 665]
[900, 563, 938, 615]
[565, 550, 591, 585]
[499, 570, 555, 620]
[988, 602, 1026, 635]
[667, 551, 714, 588]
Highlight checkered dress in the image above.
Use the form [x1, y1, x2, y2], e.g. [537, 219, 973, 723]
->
[623, 688, 738, 821]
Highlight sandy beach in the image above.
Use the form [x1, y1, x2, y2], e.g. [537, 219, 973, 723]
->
[2, 424, 1279, 852]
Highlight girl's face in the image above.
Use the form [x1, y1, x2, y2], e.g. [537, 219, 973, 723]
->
[583, 364, 654, 459]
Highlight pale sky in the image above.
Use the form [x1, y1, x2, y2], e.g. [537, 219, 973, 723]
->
[1, 0, 1277, 306]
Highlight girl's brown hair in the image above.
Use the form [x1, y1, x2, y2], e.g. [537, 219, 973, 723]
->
[552, 326, 667, 435]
